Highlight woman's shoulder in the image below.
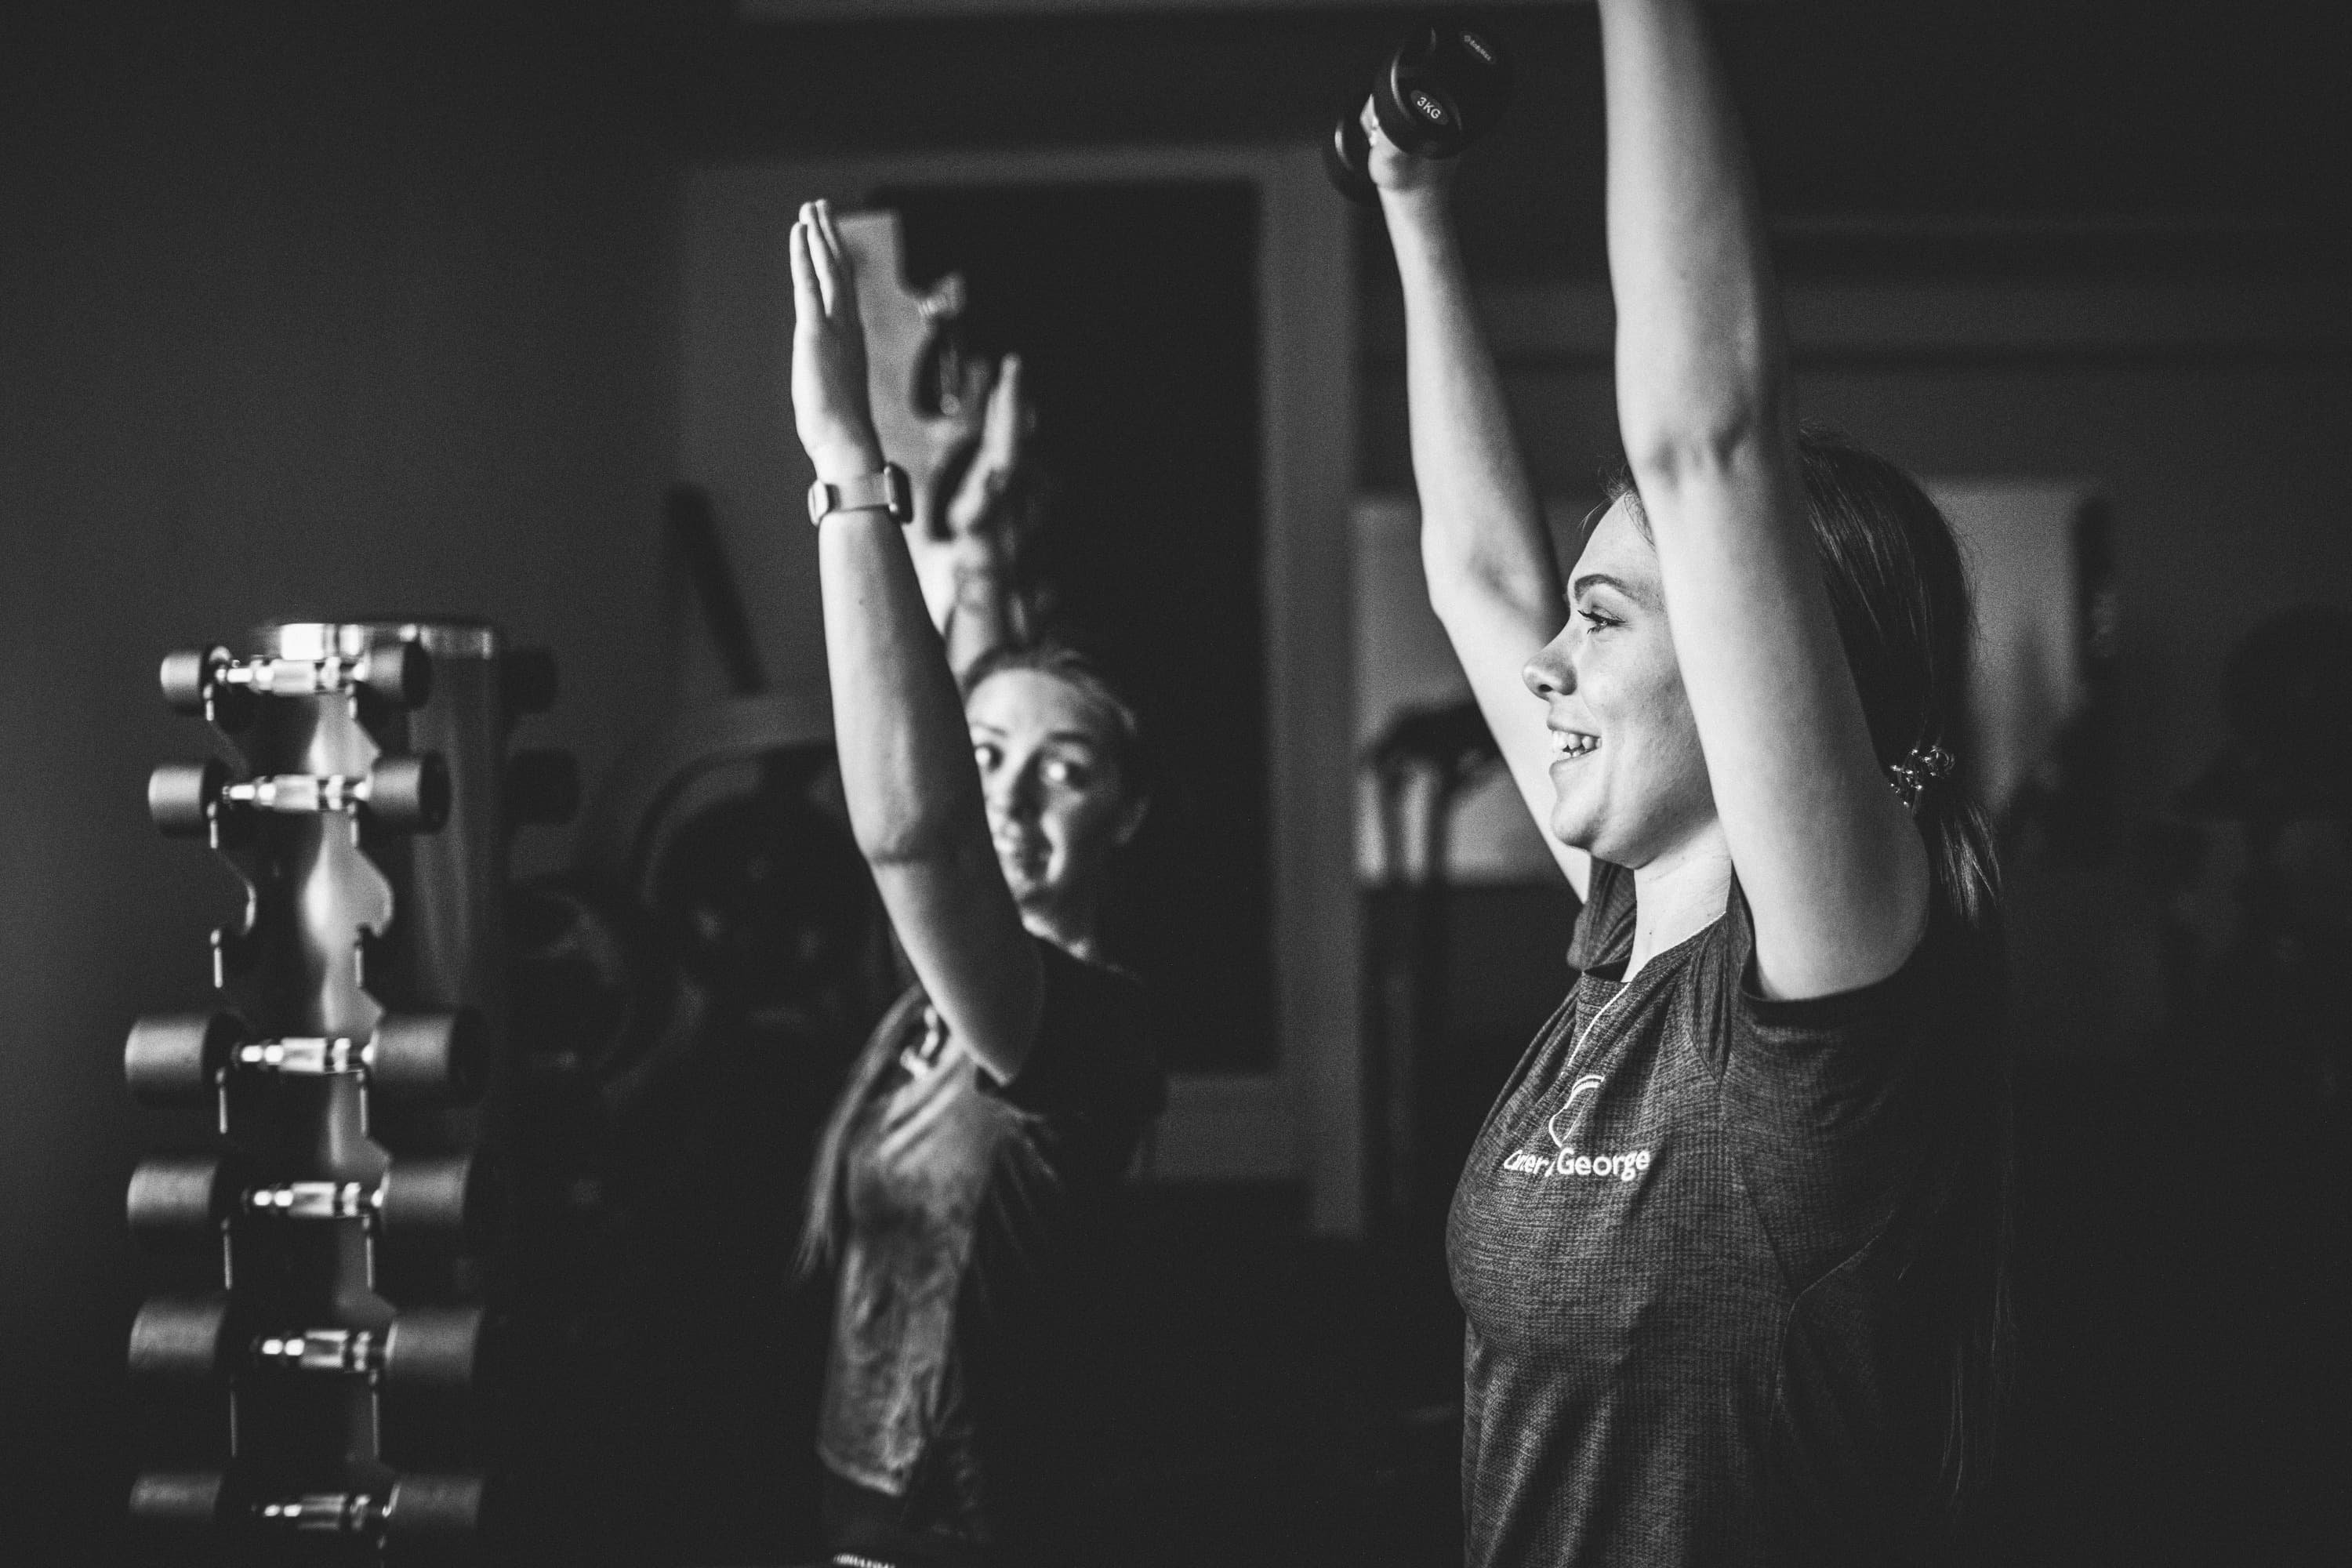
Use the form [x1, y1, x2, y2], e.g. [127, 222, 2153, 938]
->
[1004, 938, 1167, 1120]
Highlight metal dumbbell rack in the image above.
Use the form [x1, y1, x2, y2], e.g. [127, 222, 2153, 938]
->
[127, 620, 572, 1566]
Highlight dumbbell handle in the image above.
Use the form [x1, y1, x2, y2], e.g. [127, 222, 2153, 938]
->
[252, 1326, 387, 1377]
[246, 1179, 376, 1221]
[216, 654, 379, 699]
[260, 1492, 390, 1535]
[234, 1035, 372, 1075]
[223, 773, 374, 815]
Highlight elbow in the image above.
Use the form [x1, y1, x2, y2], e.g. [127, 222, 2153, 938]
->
[1618, 390, 1788, 495]
[850, 804, 971, 870]
[1617, 324, 1792, 492]
[1423, 539, 1552, 633]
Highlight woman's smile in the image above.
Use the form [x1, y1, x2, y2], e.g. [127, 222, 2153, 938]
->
[1549, 728, 1601, 763]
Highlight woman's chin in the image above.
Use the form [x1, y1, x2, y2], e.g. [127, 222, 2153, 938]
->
[1548, 804, 1599, 853]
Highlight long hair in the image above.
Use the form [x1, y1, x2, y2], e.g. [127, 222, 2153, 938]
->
[1605, 424, 2013, 1521]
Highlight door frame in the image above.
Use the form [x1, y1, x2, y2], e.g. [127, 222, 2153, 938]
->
[677, 142, 1364, 1233]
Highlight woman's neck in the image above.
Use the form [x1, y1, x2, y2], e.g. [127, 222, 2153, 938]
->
[1626, 826, 1733, 978]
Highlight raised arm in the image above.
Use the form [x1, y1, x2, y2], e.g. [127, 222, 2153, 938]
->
[1370, 108, 1590, 899]
[791, 200, 1044, 1080]
[927, 352, 1039, 680]
[1597, 0, 1926, 996]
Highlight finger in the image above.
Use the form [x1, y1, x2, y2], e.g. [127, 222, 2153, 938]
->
[788, 221, 822, 322]
[797, 203, 837, 313]
[942, 354, 989, 429]
[811, 199, 844, 278]
[1359, 95, 1395, 154]
[815, 201, 862, 325]
[980, 352, 1025, 467]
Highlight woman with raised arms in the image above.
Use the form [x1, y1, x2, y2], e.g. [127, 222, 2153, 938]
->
[1367, 2, 2009, 1563]
[787, 199, 1163, 1568]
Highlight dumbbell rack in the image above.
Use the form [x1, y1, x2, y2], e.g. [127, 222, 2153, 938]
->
[126, 620, 572, 1566]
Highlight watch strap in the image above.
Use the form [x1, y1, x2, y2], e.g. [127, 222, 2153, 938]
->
[808, 463, 911, 525]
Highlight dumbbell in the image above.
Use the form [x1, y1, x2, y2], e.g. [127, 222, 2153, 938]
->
[1324, 23, 1515, 205]
[130, 1468, 489, 1556]
[125, 1010, 486, 1108]
[148, 753, 450, 844]
[128, 1153, 490, 1246]
[160, 642, 434, 729]
[129, 1294, 485, 1395]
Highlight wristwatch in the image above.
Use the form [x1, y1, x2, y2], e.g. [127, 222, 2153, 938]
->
[808, 463, 912, 525]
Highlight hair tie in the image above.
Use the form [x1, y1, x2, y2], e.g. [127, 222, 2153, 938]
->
[1887, 743, 1955, 813]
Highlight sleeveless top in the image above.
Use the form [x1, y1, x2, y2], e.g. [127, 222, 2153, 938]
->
[1447, 859, 1989, 1567]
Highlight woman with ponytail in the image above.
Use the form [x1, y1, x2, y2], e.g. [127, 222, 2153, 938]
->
[1365, 2, 2009, 1563]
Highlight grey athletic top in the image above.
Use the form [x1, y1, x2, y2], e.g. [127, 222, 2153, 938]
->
[1448, 858, 1985, 1567]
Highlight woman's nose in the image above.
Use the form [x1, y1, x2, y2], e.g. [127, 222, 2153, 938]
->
[1523, 630, 1577, 700]
[988, 764, 1041, 819]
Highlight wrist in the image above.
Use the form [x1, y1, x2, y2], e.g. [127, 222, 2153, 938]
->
[808, 436, 886, 485]
[1378, 182, 1454, 227]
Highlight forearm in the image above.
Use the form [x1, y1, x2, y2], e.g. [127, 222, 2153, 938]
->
[1599, 0, 1791, 476]
[815, 448, 993, 866]
[1383, 188, 1560, 621]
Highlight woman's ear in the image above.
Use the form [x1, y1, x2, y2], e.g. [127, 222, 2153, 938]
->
[1113, 793, 1151, 848]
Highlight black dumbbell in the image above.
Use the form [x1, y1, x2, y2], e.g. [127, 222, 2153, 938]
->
[1324, 23, 1515, 205]
[129, 1294, 485, 1395]
[161, 641, 433, 724]
[130, 1468, 488, 1557]
[128, 1152, 489, 1246]
[125, 1009, 486, 1107]
[148, 753, 451, 841]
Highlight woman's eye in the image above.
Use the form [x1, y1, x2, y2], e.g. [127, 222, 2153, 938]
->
[1574, 605, 1617, 632]
[973, 743, 1000, 770]
[1042, 759, 1080, 786]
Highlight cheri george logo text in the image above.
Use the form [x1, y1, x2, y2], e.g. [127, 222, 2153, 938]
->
[1500, 1073, 1654, 1184]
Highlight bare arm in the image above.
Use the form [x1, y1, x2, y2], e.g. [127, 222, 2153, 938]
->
[1372, 113, 1591, 900]
[927, 353, 1036, 680]
[791, 201, 1044, 1081]
[1598, 0, 1926, 996]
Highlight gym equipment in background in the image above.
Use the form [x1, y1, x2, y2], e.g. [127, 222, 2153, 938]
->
[129, 619, 572, 1565]
[1324, 22, 1515, 205]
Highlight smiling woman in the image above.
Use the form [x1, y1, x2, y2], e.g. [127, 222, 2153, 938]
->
[1365, 2, 2011, 1564]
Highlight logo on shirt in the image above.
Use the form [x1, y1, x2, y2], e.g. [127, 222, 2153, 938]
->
[1498, 1073, 1653, 1185]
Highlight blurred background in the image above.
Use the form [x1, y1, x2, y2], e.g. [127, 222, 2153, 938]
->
[4, 1, 2347, 1563]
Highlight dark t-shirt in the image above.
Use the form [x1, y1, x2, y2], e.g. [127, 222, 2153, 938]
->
[815, 938, 1164, 1547]
[1448, 859, 1988, 1568]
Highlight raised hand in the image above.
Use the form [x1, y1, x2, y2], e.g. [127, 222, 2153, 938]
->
[944, 352, 1034, 540]
[1363, 96, 1457, 201]
[789, 199, 885, 483]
